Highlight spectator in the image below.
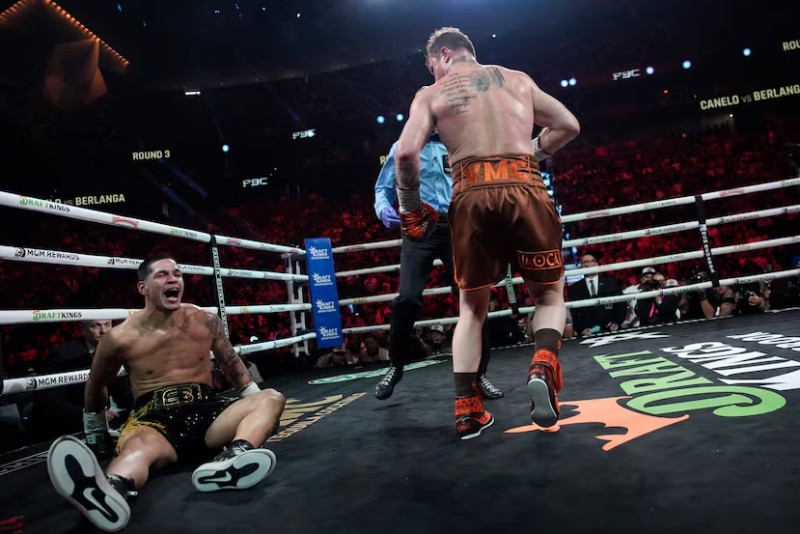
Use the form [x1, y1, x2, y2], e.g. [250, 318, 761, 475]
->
[28, 321, 133, 441]
[567, 251, 627, 336]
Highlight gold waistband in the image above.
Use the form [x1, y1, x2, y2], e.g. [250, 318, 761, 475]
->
[135, 383, 213, 410]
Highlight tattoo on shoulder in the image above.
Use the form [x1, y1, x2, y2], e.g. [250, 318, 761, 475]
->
[205, 313, 223, 338]
[438, 67, 507, 115]
[469, 70, 491, 92]
[488, 67, 505, 87]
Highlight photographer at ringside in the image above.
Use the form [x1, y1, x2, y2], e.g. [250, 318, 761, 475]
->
[770, 255, 800, 310]
[634, 272, 681, 326]
[731, 280, 770, 315]
[678, 270, 727, 320]
[622, 267, 680, 327]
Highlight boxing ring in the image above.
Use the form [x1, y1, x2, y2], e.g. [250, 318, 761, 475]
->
[1, 175, 800, 534]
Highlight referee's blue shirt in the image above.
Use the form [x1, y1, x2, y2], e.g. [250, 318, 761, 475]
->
[374, 140, 452, 218]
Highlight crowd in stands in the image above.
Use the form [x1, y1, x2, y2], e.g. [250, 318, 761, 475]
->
[3, 124, 800, 383]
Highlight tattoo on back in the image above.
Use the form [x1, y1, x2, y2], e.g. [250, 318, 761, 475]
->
[439, 67, 507, 115]
[488, 67, 506, 87]
[469, 70, 491, 92]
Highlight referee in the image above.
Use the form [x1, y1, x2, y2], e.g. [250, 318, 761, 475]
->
[373, 132, 502, 400]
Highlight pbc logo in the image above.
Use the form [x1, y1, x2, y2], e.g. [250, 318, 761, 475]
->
[242, 178, 269, 188]
[441, 154, 452, 176]
[613, 68, 641, 81]
[14, 247, 26, 258]
[312, 273, 333, 286]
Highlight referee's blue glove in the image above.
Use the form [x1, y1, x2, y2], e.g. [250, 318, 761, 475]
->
[380, 206, 401, 229]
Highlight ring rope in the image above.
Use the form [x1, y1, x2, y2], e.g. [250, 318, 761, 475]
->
[0, 245, 308, 282]
[2, 176, 798, 394]
[0, 191, 211, 242]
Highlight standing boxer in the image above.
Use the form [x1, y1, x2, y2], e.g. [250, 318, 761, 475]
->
[394, 27, 579, 439]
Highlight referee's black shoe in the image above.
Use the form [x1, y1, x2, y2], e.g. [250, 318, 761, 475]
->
[375, 366, 403, 400]
[478, 375, 504, 399]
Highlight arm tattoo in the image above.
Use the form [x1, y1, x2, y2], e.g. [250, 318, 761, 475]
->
[207, 314, 236, 364]
[205, 313, 224, 338]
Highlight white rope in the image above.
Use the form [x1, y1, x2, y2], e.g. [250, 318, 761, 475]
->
[563, 221, 700, 248]
[0, 302, 311, 326]
[701, 177, 800, 201]
[711, 235, 800, 256]
[560, 195, 696, 223]
[0, 245, 307, 281]
[214, 235, 305, 255]
[226, 304, 312, 315]
[706, 204, 800, 226]
[3, 177, 798, 395]
[337, 260, 444, 278]
[220, 267, 308, 282]
[236, 332, 318, 355]
[0, 332, 317, 394]
[559, 176, 798, 224]
[0, 191, 212, 243]
[0, 246, 142, 270]
[331, 239, 401, 254]
[339, 286, 453, 306]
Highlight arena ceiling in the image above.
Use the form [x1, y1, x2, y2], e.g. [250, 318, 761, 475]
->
[0, 0, 786, 92]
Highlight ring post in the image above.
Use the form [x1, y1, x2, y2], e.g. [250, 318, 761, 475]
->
[694, 195, 720, 287]
[209, 235, 230, 336]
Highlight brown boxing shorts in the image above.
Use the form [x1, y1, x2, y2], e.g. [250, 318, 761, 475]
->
[449, 154, 564, 290]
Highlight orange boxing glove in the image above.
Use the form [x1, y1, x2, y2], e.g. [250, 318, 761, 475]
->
[397, 186, 439, 241]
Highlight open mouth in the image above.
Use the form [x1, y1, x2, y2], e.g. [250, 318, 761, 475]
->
[164, 288, 180, 302]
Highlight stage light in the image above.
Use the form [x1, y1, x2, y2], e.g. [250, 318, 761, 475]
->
[646, 66, 654, 75]
[560, 80, 568, 88]
[117, 3, 122, 12]
[743, 48, 752, 57]
[222, 144, 230, 153]
[682, 60, 692, 70]
[377, 115, 385, 124]
[492, 33, 496, 38]
[396, 113, 404, 122]
[568, 77, 577, 86]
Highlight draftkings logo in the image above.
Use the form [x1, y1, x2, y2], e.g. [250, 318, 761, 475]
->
[307, 246, 330, 260]
[32, 310, 83, 322]
[319, 326, 341, 341]
[268, 393, 365, 442]
[312, 273, 334, 286]
[505, 330, 795, 450]
[315, 299, 337, 313]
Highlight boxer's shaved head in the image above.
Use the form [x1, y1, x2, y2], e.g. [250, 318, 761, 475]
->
[425, 27, 476, 61]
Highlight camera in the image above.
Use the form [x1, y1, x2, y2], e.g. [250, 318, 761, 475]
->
[641, 279, 662, 291]
[735, 284, 763, 314]
[686, 273, 706, 286]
